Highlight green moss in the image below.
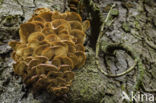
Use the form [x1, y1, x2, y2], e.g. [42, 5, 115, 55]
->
[134, 20, 141, 30]
[0, 0, 3, 5]
[122, 22, 130, 32]
[111, 9, 119, 16]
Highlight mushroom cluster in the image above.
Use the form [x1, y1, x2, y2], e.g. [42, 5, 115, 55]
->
[9, 8, 90, 96]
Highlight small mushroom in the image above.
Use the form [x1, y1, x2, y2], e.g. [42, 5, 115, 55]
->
[33, 44, 49, 56]
[28, 40, 49, 49]
[11, 52, 19, 61]
[56, 77, 66, 86]
[52, 19, 69, 28]
[63, 71, 74, 82]
[19, 22, 42, 43]
[54, 24, 70, 35]
[75, 51, 86, 68]
[23, 66, 37, 83]
[65, 12, 82, 22]
[28, 59, 42, 69]
[24, 57, 33, 62]
[31, 21, 44, 29]
[59, 64, 72, 72]
[69, 21, 83, 30]
[34, 8, 51, 15]
[47, 71, 63, 79]
[82, 20, 90, 32]
[31, 15, 45, 22]
[75, 44, 85, 52]
[52, 11, 66, 20]
[25, 75, 39, 86]
[58, 34, 72, 41]
[51, 56, 61, 67]
[52, 56, 74, 69]
[28, 32, 45, 43]
[42, 27, 55, 35]
[41, 47, 55, 60]
[16, 44, 27, 56]
[36, 64, 58, 75]
[50, 86, 69, 96]
[47, 79, 58, 87]
[51, 42, 68, 56]
[35, 56, 48, 63]
[13, 61, 28, 76]
[62, 40, 76, 53]
[70, 29, 85, 44]
[22, 47, 33, 58]
[8, 41, 21, 50]
[33, 74, 48, 89]
[44, 22, 52, 28]
[67, 53, 78, 67]
[45, 34, 60, 42]
[38, 12, 53, 22]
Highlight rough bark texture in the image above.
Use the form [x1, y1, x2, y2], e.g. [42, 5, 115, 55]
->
[0, 0, 156, 103]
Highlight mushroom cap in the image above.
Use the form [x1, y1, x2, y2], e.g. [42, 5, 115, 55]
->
[28, 40, 49, 49]
[31, 15, 45, 22]
[44, 22, 52, 28]
[75, 44, 85, 52]
[47, 71, 63, 79]
[47, 78, 58, 87]
[49, 86, 69, 96]
[82, 20, 90, 32]
[28, 59, 42, 68]
[24, 57, 33, 63]
[52, 11, 66, 20]
[69, 21, 83, 30]
[16, 44, 27, 56]
[62, 40, 76, 53]
[70, 29, 85, 44]
[31, 21, 44, 28]
[65, 12, 82, 22]
[34, 8, 51, 15]
[33, 44, 50, 56]
[52, 19, 69, 28]
[22, 47, 33, 58]
[25, 75, 39, 86]
[33, 74, 48, 89]
[75, 51, 86, 68]
[28, 32, 45, 43]
[45, 34, 60, 42]
[41, 47, 55, 60]
[67, 53, 78, 67]
[42, 27, 55, 35]
[54, 24, 70, 35]
[51, 41, 68, 56]
[35, 56, 48, 63]
[63, 71, 74, 82]
[23, 66, 37, 83]
[19, 22, 42, 43]
[38, 12, 53, 22]
[59, 64, 72, 72]
[11, 51, 21, 61]
[13, 61, 28, 75]
[52, 56, 74, 69]
[36, 64, 58, 75]
[8, 41, 21, 50]
[56, 77, 66, 86]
